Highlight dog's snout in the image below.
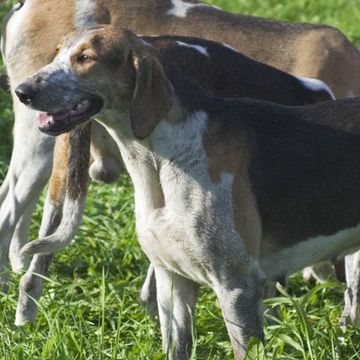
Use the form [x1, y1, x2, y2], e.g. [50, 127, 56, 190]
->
[15, 84, 35, 105]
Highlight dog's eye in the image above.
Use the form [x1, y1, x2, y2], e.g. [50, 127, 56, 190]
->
[77, 54, 92, 64]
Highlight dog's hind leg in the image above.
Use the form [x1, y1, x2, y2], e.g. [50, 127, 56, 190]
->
[155, 267, 199, 360]
[10, 133, 69, 275]
[14, 156, 65, 325]
[15, 195, 63, 325]
[0, 104, 54, 286]
[15, 253, 54, 326]
[16, 133, 69, 325]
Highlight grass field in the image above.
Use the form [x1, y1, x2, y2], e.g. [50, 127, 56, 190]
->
[1, 0, 360, 359]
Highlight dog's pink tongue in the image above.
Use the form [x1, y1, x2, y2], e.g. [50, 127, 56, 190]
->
[37, 113, 51, 126]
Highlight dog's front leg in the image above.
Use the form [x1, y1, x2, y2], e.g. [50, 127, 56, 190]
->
[214, 274, 265, 360]
[155, 267, 199, 360]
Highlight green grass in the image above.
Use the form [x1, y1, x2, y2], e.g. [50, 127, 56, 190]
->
[1, 0, 360, 359]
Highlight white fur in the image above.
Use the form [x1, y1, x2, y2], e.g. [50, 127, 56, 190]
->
[3, 1, 30, 65]
[297, 76, 336, 99]
[262, 224, 360, 280]
[1, 2, 24, 61]
[0, 0, 58, 326]
[0, 103, 53, 285]
[21, 194, 86, 255]
[223, 43, 238, 52]
[100, 110, 259, 285]
[98, 104, 264, 356]
[342, 252, 360, 325]
[74, 0, 98, 27]
[175, 41, 209, 57]
[167, 0, 207, 18]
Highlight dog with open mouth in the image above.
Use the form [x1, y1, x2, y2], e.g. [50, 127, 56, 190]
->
[34, 98, 102, 135]
[15, 25, 360, 359]
[15, 27, 106, 135]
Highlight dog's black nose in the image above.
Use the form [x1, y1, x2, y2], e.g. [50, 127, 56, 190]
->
[15, 84, 35, 105]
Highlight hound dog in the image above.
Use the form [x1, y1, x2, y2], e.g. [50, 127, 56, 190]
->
[16, 32, 334, 325]
[2, 0, 360, 326]
[16, 26, 360, 359]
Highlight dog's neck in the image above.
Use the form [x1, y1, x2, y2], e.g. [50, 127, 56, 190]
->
[96, 63, 214, 215]
[99, 56, 215, 140]
[163, 60, 217, 117]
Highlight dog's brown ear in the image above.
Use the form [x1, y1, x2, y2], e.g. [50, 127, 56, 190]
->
[125, 30, 174, 140]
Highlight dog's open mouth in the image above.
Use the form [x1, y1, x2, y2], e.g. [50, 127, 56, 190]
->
[37, 97, 104, 135]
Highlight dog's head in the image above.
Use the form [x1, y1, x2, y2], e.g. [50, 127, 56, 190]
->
[15, 26, 174, 139]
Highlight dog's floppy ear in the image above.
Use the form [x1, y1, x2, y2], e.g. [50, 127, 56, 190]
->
[125, 30, 174, 140]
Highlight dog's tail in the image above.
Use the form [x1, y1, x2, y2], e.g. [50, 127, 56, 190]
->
[21, 122, 91, 255]
[296, 76, 336, 102]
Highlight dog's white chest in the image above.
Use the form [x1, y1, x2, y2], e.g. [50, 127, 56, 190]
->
[102, 112, 251, 284]
[135, 159, 246, 285]
[138, 206, 207, 282]
[133, 153, 216, 283]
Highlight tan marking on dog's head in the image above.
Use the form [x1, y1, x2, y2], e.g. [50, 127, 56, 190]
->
[203, 119, 262, 258]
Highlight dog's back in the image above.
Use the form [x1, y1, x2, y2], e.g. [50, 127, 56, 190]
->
[146, 35, 334, 105]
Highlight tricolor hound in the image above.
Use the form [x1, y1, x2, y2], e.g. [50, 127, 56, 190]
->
[16, 26, 360, 359]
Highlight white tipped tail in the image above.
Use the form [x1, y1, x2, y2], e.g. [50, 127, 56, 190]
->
[21, 123, 91, 255]
[297, 76, 336, 100]
[21, 195, 87, 255]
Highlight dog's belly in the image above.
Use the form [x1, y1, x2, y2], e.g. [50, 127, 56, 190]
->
[260, 223, 360, 279]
